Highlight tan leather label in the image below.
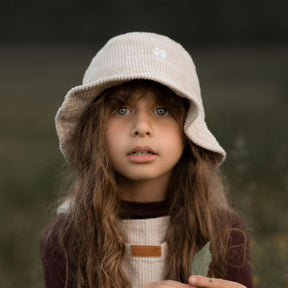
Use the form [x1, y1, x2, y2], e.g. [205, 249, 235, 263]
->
[131, 245, 162, 257]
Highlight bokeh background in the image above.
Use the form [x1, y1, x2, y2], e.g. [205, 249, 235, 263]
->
[1, 1, 287, 287]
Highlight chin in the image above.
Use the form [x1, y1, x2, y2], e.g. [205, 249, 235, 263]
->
[122, 170, 172, 182]
[124, 174, 158, 182]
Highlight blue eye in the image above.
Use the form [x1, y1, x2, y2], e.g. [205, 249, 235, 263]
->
[116, 107, 130, 115]
[155, 107, 168, 116]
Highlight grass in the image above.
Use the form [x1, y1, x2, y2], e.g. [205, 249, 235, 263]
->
[1, 44, 287, 287]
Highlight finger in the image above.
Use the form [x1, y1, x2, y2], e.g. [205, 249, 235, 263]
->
[159, 280, 191, 288]
[144, 280, 192, 288]
[188, 276, 246, 288]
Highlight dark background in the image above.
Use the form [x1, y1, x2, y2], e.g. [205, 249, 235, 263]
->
[1, 0, 288, 45]
[1, 1, 287, 287]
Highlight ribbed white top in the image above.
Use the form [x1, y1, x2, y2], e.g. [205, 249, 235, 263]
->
[120, 216, 170, 288]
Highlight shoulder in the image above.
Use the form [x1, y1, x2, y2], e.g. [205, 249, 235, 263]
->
[230, 212, 248, 230]
[40, 214, 66, 264]
[227, 213, 250, 264]
[228, 213, 249, 248]
[226, 212, 253, 288]
[40, 214, 71, 288]
[41, 213, 67, 253]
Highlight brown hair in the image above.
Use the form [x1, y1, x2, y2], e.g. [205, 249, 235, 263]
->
[44, 80, 245, 287]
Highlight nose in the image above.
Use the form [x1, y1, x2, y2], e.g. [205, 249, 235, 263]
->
[131, 111, 153, 137]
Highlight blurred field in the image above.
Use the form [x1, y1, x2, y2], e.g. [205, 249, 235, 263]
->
[1, 45, 287, 288]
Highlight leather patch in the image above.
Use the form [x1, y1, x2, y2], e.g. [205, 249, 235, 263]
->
[131, 245, 162, 257]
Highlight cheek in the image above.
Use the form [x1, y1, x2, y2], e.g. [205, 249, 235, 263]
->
[106, 122, 127, 157]
[106, 119, 121, 139]
[106, 123, 116, 155]
[161, 123, 185, 152]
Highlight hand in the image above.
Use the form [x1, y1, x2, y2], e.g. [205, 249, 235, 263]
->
[188, 276, 246, 288]
[144, 280, 191, 288]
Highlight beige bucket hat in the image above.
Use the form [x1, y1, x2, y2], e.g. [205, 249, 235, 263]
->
[55, 32, 226, 164]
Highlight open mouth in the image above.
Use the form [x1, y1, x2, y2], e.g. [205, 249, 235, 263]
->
[128, 146, 156, 156]
[130, 151, 155, 156]
[127, 146, 157, 162]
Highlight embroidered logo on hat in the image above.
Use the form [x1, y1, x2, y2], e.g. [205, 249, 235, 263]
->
[152, 47, 167, 59]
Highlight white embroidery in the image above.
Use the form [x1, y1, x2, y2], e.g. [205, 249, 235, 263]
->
[152, 47, 167, 59]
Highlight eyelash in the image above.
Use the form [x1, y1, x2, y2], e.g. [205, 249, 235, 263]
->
[115, 107, 169, 117]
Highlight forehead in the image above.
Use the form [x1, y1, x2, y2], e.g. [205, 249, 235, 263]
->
[106, 80, 179, 105]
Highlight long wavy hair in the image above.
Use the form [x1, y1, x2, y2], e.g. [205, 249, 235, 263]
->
[45, 80, 245, 287]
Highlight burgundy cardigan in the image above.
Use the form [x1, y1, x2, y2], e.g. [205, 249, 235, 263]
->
[41, 201, 253, 288]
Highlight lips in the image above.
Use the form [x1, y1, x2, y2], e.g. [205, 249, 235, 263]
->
[130, 151, 154, 155]
[127, 146, 157, 163]
[128, 146, 156, 156]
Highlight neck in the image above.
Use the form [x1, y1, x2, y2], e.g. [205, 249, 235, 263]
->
[119, 173, 171, 203]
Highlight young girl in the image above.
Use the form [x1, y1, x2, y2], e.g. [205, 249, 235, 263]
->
[41, 32, 252, 288]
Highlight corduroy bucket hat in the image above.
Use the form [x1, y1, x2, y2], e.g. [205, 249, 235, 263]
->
[55, 32, 226, 164]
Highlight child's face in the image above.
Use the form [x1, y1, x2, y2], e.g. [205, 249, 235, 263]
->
[106, 87, 185, 186]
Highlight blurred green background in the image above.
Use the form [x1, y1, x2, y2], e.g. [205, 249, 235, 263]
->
[1, 1, 287, 287]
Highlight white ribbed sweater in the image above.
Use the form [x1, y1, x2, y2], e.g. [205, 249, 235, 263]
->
[120, 216, 170, 288]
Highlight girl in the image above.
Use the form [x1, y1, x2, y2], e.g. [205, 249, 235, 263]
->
[41, 32, 252, 288]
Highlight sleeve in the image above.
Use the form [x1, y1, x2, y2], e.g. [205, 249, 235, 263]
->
[40, 216, 70, 288]
[226, 215, 253, 288]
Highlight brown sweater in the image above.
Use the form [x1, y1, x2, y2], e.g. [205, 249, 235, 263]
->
[41, 201, 253, 288]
